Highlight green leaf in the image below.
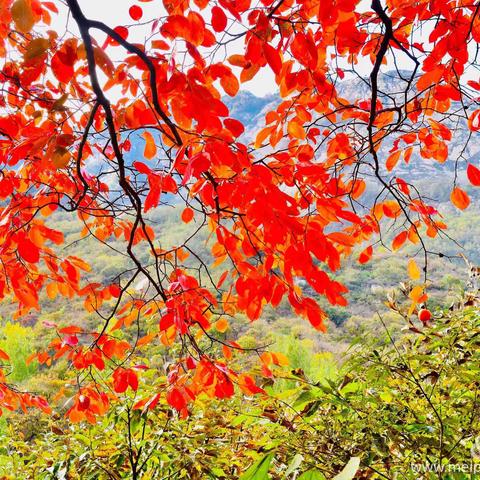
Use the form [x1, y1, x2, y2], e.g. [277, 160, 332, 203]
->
[293, 390, 320, 409]
[298, 469, 326, 480]
[333, 457, 360, 480]
[340, 382, 361, 395]
[239, 453, 274, 480]
[284, 453, 303, 477]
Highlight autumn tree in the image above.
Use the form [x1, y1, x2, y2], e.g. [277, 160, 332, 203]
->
[0, 0, 479, 418]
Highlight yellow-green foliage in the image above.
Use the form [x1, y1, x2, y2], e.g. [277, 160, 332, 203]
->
[0, 322, 37, 382]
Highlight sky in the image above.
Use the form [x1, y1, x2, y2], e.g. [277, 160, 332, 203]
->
[54, 0, 277, 96]
[54, 0, 480, 98]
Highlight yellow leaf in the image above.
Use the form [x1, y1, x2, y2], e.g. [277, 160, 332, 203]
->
[51, 93, 69, 112]
[272, 352, 289, 366]
[11, 0, 34, 33]
[409, 285, 427, 304]
[407, 258, 421, 280]
[24, 38, 49, 61]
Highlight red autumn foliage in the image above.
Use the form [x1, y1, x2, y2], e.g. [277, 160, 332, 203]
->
[0, 0, 478, 418]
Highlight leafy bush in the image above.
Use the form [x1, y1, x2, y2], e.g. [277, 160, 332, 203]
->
[2, 304, 480, 479]
[0, 322, 37, 382]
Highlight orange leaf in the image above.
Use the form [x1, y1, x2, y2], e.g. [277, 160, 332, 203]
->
[271, 352, 289, 366]
[228, 54, 247, 67]
[215, 318, 228, 333]
[392, 230, 408, 251]
[450, 187, 470, 210]
[287, 121, 306, 140]
[351, 179, 366, 199]
[409, 285, 427, 304]
[222, 344, 232, 359]
[59, 325, 82, 334]
[142, 131, 157, 160]
[45, 281, 58, 299]
[260, 352, 272, 365]
[0, 349, 9, 361]
[26, 353, 37, 366]
[255, 126, 274, 149]
[220, 72, 239, 96]
[386, 150, 401, 172]
[216, 270, 229, 289]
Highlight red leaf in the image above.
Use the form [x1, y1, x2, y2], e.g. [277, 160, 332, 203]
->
[263, 43, 282, 75]
[59, 326, 82, 334]
[113, 26, 129, 42]
[62, 335, 78, 347]
[129, 5, 143, 20]
[167, 387, 187, 411]
[113, 368, 129, 393]
[109, 284, 121, 298]
[18, 235, 40, 264]
[467, 163, 480, 186]
[128, 369, 139, 391]
[214, 373, 234, 399]
[51, 51, 75, 84]
[181, 207, 194, 223]
[238, 374, 265, 395]
[211, 6, 227, 32]
[224, 118, 244, 137]
[358, 245, 373, 264]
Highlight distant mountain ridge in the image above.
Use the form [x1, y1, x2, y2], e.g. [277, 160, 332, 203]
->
[97, 73, 477, 208]
[222, 74, 477, 184]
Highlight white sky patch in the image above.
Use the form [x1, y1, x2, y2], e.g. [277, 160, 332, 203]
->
[51, 0, 277, 96]
[49, 0, 480, 102]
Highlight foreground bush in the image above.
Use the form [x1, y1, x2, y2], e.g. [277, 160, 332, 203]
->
[2, 302, 479, 479]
